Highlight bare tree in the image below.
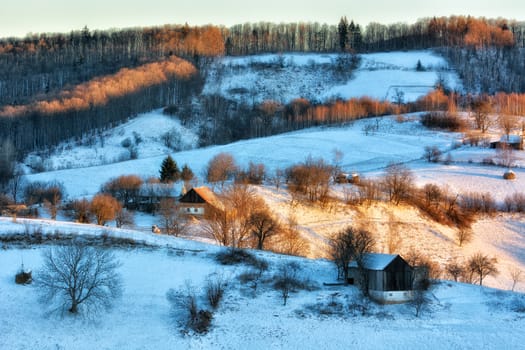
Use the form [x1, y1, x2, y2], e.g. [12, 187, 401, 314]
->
[497, 143, 516, 169]
[203, 184, 260, 248]
[115, 208, 134, 228]
[471, 98, 492, 133]
[467, 252, 498, 286]
[158, 198, 187, 236]
[0, 139, 16, 188]
[499, 114, 519, 141]
[445, 260, 465, 282]
[273, 262, 301, 306]
[271, 215, 308, 257]
[8, 164, 25, 203]
[411, 278, 431, 317]
[423, 146, 442, 163]
[510, 268, 522, 291]
[382, 163, 414, 205]
[330, 226, 375, 288]
[286, 156, 333, 202]
[249, 206, 280, 250]
[205, 152, 238, 188]
[91, 194, 121, 225]
[36, 243, 122, 315]
[456, 228, 473, 247]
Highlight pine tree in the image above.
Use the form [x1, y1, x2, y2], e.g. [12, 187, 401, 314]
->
[180, 164, 195, 183]
[338, 17, 349, 52]
[159, 155, 180, 183]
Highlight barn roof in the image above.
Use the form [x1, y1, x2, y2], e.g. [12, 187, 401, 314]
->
[349, 253, 400, 270]
[180, 186, 224, 210]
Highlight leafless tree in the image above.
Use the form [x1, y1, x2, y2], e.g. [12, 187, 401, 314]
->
[158, 198, 187, 236]
[8, 164, 25, 203]
[411, 278, 431, 317]
[269, 168, 285, 191]
[36, 243, 122, 315]
[445, 260, 465, 282]
[203, 184, 260, 248]
[269, 217, 307, 256]
[499, 114, 519, 141]
[330, 226, 375, 288]
[456, 228, 473, 247]
[510, 268, 522, 291]
[249, 206, 280, 250]
[115, 208, 134, 228]
[382, 163, 414, 205]
[0, 139, 16, 188]
[273, 262, 301, 306]
[467, 252, 498, 286]
[91, 194, 121, 225]
[205, 152, 238, 188]
[423, 146, 442, 163]
[496, 143, 516, 169]
[471, 98, 492, 133]
[286, 156, 333, 202]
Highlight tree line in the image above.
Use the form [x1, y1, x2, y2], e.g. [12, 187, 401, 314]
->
[0, 56, 200, 153]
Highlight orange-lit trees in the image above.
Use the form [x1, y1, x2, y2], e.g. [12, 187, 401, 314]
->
[91, 194, 121, 226]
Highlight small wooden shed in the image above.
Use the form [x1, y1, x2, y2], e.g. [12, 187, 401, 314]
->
[349, 253, 414, 304]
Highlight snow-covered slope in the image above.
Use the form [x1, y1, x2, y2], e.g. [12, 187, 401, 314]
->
[203, 50, 462, 104]
[0, 222, 524, 350]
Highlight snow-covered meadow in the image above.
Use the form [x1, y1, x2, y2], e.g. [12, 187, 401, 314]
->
[1, 219, 525, 350]
[203, 50, 462, 103]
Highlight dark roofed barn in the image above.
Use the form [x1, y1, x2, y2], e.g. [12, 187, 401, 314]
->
[349, 253, 414, 304]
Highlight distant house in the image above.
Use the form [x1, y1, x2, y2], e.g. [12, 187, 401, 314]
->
[490, 135, 523, 150]
[137, 182, 179, 212]
[178, 186, 223, 216]
[349, 253, 414, 304]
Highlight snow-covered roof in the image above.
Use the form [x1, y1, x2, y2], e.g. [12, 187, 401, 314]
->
[349, 253, 400, 270]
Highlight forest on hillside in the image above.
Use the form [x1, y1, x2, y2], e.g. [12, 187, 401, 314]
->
[1, 16, 525, 163]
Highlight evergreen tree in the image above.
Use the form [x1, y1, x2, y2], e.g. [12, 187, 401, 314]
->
[338, 17, 349, 52]
[180, 164, 195, 183]
[159, 155, 180, 183]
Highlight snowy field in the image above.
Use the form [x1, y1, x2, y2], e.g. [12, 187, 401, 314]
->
[1, 220, 524, 350]
[25, 111, 525, 204]
[203, 50, 462, 103]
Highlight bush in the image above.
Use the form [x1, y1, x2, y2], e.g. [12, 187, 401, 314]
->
[15, 270, 32, 285]
[421, 112, 466, 131]
[205, 273, 227, 309]
[503, 171, 516, 180]
[215, 248, 267, 268]
[166, 284, 213, 334]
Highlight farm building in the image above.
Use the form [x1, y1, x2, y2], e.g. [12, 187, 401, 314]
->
[178, 186, 223, 216]
[349, 253, 414, 304]
[489, 135, 523, 150]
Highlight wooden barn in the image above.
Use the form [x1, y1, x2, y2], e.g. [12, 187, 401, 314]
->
[178, 186, 222, 216]
[490, 135, 523, 150]
[349, 253, 414, 304]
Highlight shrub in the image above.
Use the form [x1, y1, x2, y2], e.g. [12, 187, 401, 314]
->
[15, 269, 32, 285]
[205, 273, 227, 309]
[215, 248, 268, 268]
[421, 112, 466, 131]
[503, 171, 516, 180]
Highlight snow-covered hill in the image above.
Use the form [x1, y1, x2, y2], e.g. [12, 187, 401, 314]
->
[0, 221, 524, 350]
[203, 50, 462, 104]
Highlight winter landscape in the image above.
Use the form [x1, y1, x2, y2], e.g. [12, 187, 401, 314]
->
[2, 5, 525, 350]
